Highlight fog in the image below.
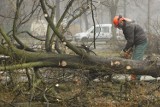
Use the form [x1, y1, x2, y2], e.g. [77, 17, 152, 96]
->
[0, 0, 160, 34]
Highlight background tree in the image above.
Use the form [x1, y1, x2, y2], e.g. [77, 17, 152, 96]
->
[100, 0, 119, 41]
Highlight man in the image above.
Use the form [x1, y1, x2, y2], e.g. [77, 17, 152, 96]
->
[113, 15, 148, 80]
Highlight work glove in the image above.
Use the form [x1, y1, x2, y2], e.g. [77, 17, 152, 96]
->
[120, 50, 126, 57]
[120, 50, 132, 59]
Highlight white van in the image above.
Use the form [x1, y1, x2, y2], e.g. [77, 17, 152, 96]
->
[73, 24, 124, 42]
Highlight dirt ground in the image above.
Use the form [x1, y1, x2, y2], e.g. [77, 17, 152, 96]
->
[0, 68, 160, 107]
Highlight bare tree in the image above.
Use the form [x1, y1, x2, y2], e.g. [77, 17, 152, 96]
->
[100, 0, 120, 40]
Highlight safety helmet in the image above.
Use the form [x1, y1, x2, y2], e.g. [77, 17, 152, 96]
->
[113, 15, 124, 27]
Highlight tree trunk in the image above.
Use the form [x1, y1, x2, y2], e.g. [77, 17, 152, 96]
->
[0, 46, 160, 78]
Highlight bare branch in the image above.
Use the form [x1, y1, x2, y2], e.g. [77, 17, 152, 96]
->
[19, 31, 45, 41]
[40, 0, 87, 56]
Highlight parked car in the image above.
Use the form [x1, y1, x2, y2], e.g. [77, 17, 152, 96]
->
[73, 24, 124, 42]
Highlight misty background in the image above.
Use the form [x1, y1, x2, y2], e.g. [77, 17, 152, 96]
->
[0, 0, 160, 55]
[0, 0, 160, 34]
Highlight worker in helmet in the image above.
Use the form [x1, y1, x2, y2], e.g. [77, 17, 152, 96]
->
[113, 15, 148, 80]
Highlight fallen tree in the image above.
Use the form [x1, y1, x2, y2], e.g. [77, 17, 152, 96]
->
[0, 43, 160, 77]
[0, 0, 159, 78]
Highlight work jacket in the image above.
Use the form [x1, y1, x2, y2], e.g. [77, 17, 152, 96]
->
[122, 21, 147, 52]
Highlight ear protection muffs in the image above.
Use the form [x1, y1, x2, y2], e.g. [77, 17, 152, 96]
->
[113, 15, 126, 28]
[118, 15, 122, 21]
[117, 15, 124, 28]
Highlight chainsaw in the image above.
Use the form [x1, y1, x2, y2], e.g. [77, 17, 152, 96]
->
[122, 48, 133, 59]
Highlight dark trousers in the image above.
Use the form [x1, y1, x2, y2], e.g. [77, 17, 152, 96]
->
[132, 41, 147, 60]
[131, 41, 147, 80]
